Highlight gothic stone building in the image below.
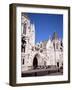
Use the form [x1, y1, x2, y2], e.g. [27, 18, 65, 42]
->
[21, 14, 63, 72]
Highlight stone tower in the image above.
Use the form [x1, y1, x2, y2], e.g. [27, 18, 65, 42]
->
[21, 14, 35, 71]
[52, 32, 63, 67]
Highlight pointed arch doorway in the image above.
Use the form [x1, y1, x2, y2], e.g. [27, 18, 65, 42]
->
[33, 54, 38, 69]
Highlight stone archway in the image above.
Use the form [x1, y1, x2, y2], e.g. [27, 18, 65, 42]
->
[33, 56, 38, 69]
[33, 54, 39, 69]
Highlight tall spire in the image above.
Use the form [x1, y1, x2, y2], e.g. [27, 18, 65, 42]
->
[52, 32, 58, 40]
[49, 35, 51, 40]
[32, 23, 35, 32]
[31, 22, 35, 32]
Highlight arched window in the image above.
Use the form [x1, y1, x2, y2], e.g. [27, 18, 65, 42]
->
[61, 41, 63, 47]
[23, 23, 26, 34]
[53, 43, 55, 50]
[56, 43, 58, 49]
[21, 44, 26, 52]
[22, 58, 24, 64]
[21, 36, 26, 52]
[21, 36, 26, 44]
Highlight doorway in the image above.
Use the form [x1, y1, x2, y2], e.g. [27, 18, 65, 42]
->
[57, 62, 59, 67]
[33, 55, 38, 69]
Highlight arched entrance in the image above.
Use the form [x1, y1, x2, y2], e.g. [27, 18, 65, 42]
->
[33, 54, 38, 69]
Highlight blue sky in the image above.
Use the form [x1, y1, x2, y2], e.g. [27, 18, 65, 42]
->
[26, 13, 63, 43]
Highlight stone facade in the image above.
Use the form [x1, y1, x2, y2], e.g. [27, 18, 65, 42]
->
[21, 14, 63, 72]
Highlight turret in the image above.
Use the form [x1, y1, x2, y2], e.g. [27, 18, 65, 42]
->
[30, 23, 35, 46]
[52, 32, 59, 50]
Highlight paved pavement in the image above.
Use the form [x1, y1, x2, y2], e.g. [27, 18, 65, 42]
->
[21, 67, 63, 77]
